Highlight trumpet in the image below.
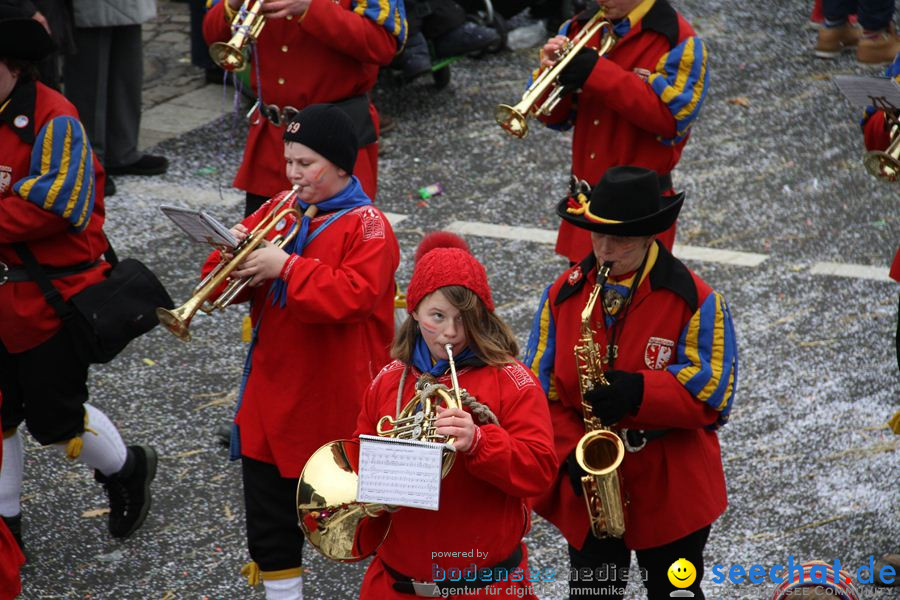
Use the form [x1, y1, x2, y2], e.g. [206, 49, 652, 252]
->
[156, 186, 315, 341]
[863, 100, 900, 182]
[496, 9, 617, 138]
[209, 0, 266, 72]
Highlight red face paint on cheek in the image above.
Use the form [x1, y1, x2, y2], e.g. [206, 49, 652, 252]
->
[419, 322, 439, 336]
[313, 167, 326, 182]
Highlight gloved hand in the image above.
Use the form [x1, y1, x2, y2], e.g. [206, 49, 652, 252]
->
[557, 48, 599, 92]
[585, 370, 643, 425]
[566, 448, 586, 497]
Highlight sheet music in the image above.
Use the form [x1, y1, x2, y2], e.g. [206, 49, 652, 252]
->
[833, 75, 900, 109]
[356, 434, 444, 510]
[159, 205, 238, 248]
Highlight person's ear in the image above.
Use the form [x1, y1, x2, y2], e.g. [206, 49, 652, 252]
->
[336, 167, 348, 178]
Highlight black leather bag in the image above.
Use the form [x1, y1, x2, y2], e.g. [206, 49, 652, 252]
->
[14, 240, 174, 364]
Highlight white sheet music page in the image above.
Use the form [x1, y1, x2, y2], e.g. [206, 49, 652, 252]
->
[357, 434, 444, 510]
[159, 205, 238, 248]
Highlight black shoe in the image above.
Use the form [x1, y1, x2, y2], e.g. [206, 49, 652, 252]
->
[1, 514, 23, 553]
[392, 32, 432, 79]
[106, 154, 169, 176]
[104, 175, 116, 198]
[95, 445, 158, 539]
[215, 422, 232, 448]
[433, 21, 501, 59]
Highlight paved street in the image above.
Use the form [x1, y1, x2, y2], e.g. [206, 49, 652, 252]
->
[13, 1, 899, 599]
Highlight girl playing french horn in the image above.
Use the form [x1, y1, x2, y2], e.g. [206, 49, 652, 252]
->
[353, 233, 558, 599]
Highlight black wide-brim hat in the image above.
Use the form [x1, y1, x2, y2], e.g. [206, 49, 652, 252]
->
[557, 166, 684, 236]
[0, 14, 56, 62]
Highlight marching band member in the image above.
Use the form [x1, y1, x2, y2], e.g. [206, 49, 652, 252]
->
[537, 0, 709, 263]
[354, 233, 558, 599]
[202, 104, 399, 599]
[860, 51, 900, 159]
[526, 167, 738, 599]
[0, 7, 156, 552]
[203, 0, 407, 216]
[0, 391, 24, 599]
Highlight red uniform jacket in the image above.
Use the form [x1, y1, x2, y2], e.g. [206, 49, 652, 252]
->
[355, 359, 558, 599]
[0, 80, 109, 353]
[201, 190, 399, 477]
[539, 0, 708, 262]
[203, 0, 400, 200]
[526, 243, 737, 550]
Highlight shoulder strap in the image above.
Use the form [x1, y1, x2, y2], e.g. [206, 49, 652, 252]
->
[12, 243, 73, 321]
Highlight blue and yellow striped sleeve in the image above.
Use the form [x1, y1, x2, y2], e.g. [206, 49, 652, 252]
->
[666, 291, 738, 428]
[525, 285, 559, 402]
[352, 0, 407, 48]
[648, 35, 709, 146]
[12, 116, 96, 232]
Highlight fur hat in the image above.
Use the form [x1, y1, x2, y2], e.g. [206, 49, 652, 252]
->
[557, 166, 684, 236]
[406, 232, 494, 313]
[0, 6, 56, 62]
[283, 103, 358, 174]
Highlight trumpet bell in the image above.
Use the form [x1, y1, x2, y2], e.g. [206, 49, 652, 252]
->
[297, 440, 391, 562]
[496, 104, 529, 138]
[209, 41, 246, 72]
[864, 149, 900, 182]
[156, 306, 193, 342]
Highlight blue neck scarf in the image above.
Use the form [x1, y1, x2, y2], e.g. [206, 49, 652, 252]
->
[269, 176, 371, 307]
[411, 335, 480, 376]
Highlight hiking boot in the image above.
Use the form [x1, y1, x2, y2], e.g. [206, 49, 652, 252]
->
[95, 445, 158, 538]
[857, 30, 900, 64]
[104, 175, 116, 198]
[392, 31, 431, 80]
[814, 22, 860, 58]
[433, 21, 501, 59]
[1, 514, 23, 553]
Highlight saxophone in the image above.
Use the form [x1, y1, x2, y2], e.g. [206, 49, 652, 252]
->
[573, 261, 627, 538]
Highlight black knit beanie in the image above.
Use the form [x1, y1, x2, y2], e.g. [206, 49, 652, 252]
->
[283, 104, 358, 174]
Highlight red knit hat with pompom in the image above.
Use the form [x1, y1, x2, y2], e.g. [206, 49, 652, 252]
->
[406, 232, 494, 313]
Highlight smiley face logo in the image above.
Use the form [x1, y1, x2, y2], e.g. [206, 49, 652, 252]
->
[668, 558, 697, 589]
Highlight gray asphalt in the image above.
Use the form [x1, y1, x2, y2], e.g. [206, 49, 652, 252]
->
[13, 1, 899, 599]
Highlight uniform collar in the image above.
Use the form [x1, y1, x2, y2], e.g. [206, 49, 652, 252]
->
[555, 241, 697, 310]
[0, 79, 36, 145]
[599, 0, 679, 48]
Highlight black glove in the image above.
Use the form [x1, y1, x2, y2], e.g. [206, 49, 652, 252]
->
[557, 47, 599, 92]
[566, 448, 586, 497]
[584, 370, 643, 425]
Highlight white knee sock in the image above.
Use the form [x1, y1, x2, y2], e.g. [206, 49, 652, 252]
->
[0, 431, 24, 517]
[263, 576, 303, 600]
[65, 404, 127, 476]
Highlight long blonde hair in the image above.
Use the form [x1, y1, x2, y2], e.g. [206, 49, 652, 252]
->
[392, 285, 518, 367]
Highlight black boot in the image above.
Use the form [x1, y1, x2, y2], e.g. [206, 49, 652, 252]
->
[94, 445, 158, 538]
[1, 513, 23, 553]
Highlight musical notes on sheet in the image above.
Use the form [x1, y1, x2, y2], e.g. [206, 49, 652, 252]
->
[357, 434, 444, 510]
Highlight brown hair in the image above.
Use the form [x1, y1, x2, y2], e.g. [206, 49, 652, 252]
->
[0, 57, 37, 83]
[392, 285, 518, 367]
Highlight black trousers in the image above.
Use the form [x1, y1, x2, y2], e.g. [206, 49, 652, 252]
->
[245, 192, 268, 218]
[0, 328, 89, 444]
[567, 526, 711, 600]
[241, 456, 305, 572]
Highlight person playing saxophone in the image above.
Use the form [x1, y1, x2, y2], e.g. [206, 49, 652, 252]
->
[525, 166, 738, 599]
